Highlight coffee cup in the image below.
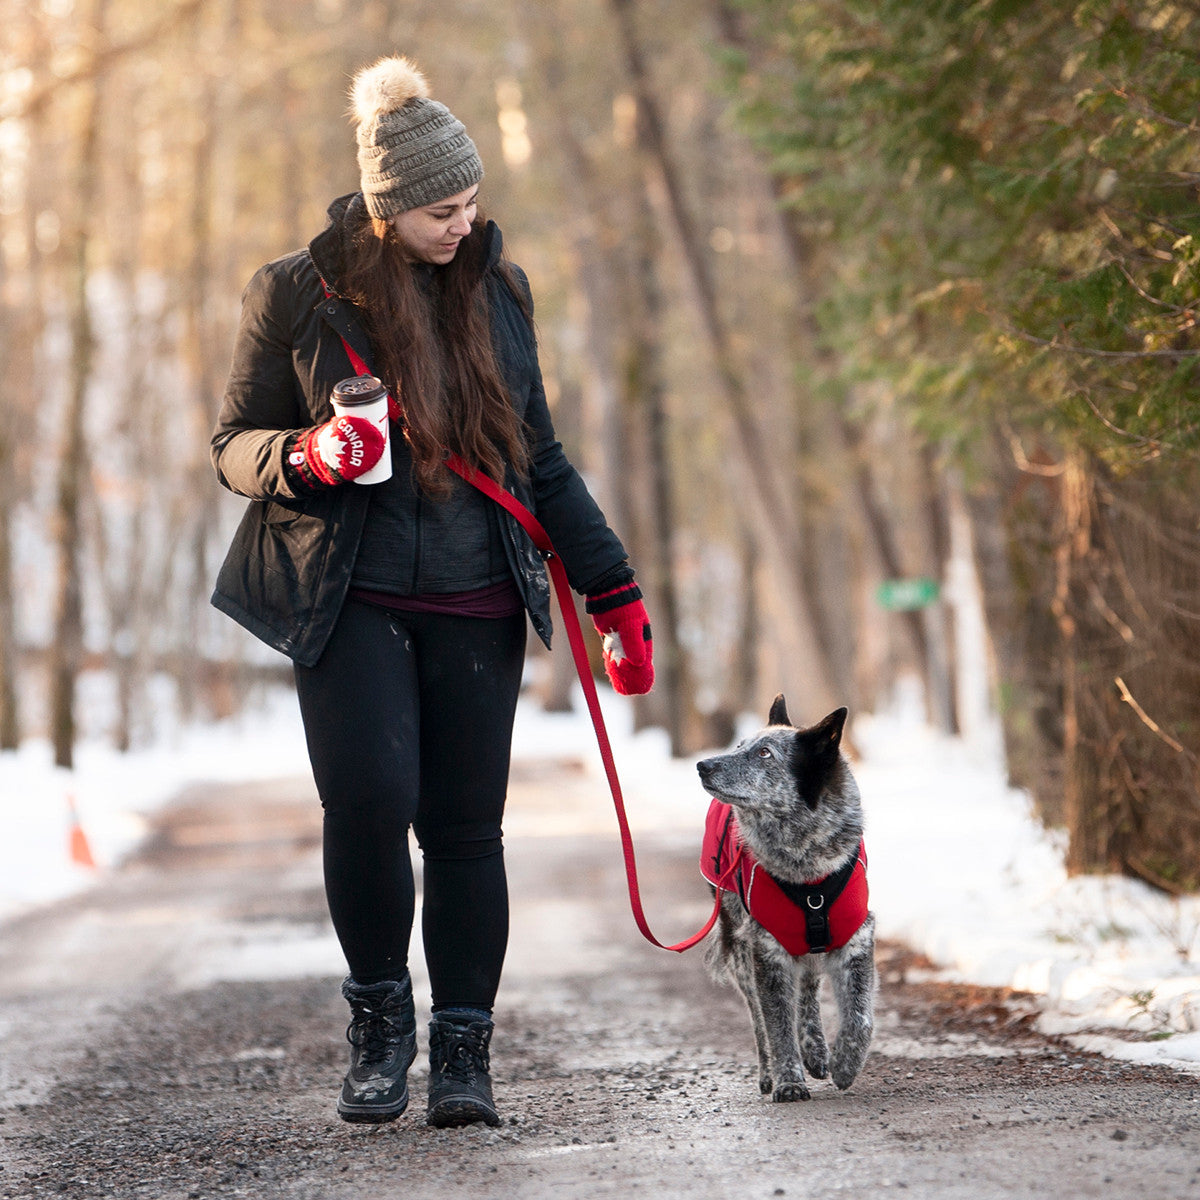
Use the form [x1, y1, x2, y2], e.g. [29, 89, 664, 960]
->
[331, 376, 392, 485]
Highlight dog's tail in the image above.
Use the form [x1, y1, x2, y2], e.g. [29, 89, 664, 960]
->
[702, 888, 733, 984]
[704, 942, 731, 984]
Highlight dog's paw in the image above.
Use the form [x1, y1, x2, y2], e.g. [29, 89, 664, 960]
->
[832, 1060, 866, 1090]
[801, 1039, 829, 1080]
[831, 1063, 859, 1091]
[758, 1071, 773, 1095]
[771, 1081, 811, 1103]
[830, 1040, 869, 1090]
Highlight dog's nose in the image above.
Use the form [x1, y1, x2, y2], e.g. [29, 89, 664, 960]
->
[696, 758, 714, 781]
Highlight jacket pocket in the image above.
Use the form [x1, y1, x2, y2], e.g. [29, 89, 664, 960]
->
[262, 498, 309, 526]
[260, 505, 329, 582]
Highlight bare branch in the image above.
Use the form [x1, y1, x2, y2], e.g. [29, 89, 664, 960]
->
[1115, 676, 1190, 759]
[1115, 263, 1196, 318]
[1108, 84, 1200, 133]
[1006, 325, 1200, 361]
[1078, 392, 1168, 451]
[1004, 426, 1067, 476]
[3, 0, 205, 122]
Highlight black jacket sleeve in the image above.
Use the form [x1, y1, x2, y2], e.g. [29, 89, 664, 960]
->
[211, 258, 315, 502]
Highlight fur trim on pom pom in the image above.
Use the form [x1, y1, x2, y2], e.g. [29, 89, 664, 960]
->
[350, 56, 430, 125]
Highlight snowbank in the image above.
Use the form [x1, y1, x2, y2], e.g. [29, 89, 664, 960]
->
[851, 710, 1200, 1075]
[0, 686, 308, 919]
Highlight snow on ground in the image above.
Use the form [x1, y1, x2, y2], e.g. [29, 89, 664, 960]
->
[0, 685, 310, 918]
[1, 676, 1197, 1075]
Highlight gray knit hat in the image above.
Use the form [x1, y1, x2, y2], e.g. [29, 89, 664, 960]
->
[350, 56, 484, 220]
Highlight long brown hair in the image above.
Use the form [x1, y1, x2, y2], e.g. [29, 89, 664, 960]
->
[341, 209, 530, 495]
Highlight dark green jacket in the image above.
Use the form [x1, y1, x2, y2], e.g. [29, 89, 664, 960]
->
[211, 193, 626, 666]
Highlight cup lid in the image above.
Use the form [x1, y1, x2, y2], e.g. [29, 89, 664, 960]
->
[332, 375, 388, 403]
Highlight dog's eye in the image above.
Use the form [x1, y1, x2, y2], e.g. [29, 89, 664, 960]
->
[756, 746, 772, 759]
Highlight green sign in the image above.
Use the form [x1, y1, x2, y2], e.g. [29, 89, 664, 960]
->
[876, 577, 940, 611]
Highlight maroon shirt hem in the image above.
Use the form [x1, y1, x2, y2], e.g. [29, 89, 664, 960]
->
[347, 581, 524, 619]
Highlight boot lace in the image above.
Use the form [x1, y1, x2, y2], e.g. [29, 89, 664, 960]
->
[434, 1022, 491, 1082]
[346, 998, 408, 1069]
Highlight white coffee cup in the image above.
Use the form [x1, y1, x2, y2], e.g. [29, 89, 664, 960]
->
[330, 376, 392, 485]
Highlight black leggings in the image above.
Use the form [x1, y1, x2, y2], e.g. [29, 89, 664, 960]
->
[294, 598, 526, 1009]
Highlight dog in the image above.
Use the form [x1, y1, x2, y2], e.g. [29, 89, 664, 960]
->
[696, 695, 875, 1101]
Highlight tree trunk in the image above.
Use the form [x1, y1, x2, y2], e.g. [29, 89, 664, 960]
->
[609, 0, 840, 717]
[734, 536, 761, 717]
[919, 447, 960, 734]
[0, 429, 18, 750]
[623, 169, 696, 752]
[522, 2, 702, 750]
[177, 0, 227, 720]
[1056, 457, 1200, 891]
[0, 228, 20, 750]
[49, 0, 107, 769]
[0, 3, 61, 752]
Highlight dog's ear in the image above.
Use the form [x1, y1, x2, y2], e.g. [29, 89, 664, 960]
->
[794, 707, 849, 809]
[813, 707, 848, 753]
[767, 694, 792, 727]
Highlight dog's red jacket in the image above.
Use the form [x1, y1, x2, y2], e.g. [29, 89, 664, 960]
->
[699, 799, 869, 956]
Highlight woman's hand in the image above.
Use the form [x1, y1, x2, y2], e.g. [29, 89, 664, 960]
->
[586, 582, 654, 696]
[290, 414, 386, 488]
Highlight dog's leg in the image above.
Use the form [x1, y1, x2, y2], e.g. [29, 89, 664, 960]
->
[744, 985, 774, 1097]
[828, 917, 876, 1090]
[796, 960, 828, 1079]
[750, 944, 809, 1102]
[726, 936, 774, 1095]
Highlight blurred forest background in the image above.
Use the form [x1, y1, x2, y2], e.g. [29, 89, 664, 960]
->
[1, 0, 1198, 893]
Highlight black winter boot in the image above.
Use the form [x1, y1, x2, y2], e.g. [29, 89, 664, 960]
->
[426, 1012, 500, 1128]
[337, 973, 418, 1124]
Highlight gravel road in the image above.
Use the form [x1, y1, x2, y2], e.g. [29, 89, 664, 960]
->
[1, 758, 1197, 1199]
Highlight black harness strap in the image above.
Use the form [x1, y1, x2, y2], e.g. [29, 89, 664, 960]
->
[773, 853, 860, 953]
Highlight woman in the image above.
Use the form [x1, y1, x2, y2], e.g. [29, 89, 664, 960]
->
[210, 56, 653, 1129]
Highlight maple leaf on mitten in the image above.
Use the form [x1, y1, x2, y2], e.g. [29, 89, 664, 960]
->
[290, 414, 386, 488]
[586, 582, 654, 696]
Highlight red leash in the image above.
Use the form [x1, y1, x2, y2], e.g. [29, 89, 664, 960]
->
[330, 327, 718, 952]
[443, 453, 720, 953]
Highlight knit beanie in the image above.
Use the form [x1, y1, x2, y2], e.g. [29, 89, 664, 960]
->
[350, 56, 484, 220]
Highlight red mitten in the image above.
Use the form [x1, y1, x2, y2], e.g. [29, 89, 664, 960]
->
[586, 582, 654, 696]
[289, 414, 386, 488]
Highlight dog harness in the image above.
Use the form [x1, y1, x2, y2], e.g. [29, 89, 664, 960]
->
[699, 799, 869, 956]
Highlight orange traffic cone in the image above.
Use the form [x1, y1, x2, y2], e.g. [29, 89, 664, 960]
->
[66, 792, 96, 868]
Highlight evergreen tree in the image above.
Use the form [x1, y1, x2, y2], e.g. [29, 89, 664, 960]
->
[727, 0, 1200, 890]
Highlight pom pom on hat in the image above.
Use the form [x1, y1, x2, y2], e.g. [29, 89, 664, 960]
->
[349, 54, 483, 220]
[350, 56, 430, 127]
